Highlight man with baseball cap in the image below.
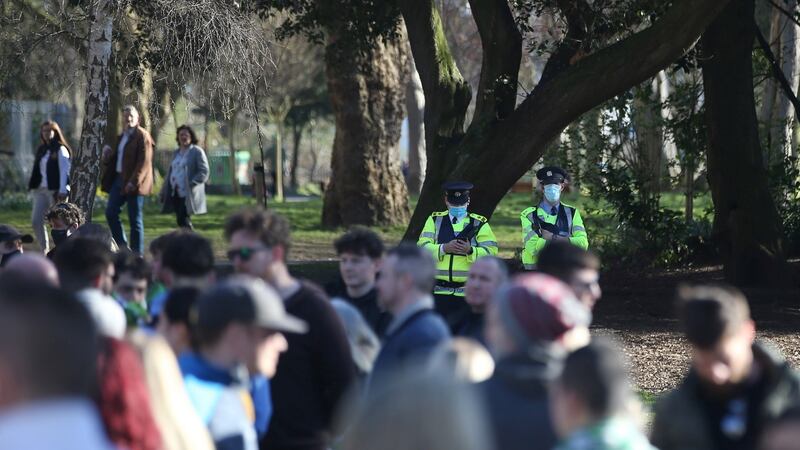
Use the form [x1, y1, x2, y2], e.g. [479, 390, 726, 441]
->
[418, 181, 498, 333]
[520, 166, 589, 270]
[179, 275, 307, 450]
[480, 273, 591, 450]
[0, 224, 34, 268]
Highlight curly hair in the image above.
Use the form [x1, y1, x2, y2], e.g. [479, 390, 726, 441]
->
[45, 202, 85, 228]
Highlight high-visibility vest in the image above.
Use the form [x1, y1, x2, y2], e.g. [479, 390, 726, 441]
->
[418, 211, 499, 297]
[520, 203, 588, 270]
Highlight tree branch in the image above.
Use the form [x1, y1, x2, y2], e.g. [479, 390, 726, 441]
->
[754, 18, 800, 127]
[11, 0, 87, 56]
[467, 0, 521, 123]
[465, 0, 733, 216]
[767, 0, 800, 28]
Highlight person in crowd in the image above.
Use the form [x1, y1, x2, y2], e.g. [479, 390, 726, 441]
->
[53, 237, 126, 338]
[328, 226, 392, 338]
[480, 272, 592, 450]
[427, 337, 496, 383]
[460, 256, 508, 344]
[95, 337, 162, 450]
[225, 209, 356, 450]
[370, 244, 451, 386]
[0, 278, 114, 450]
[550, 339, 655, 450]
[101, 105, 154, 254]
[520, 166, 588, 270]
[651, 285, 800, 449]
[2, 253, 59, 286]
[538, 240, 602, 309]
[149, 230, 215, 320]
[74, 222, 120, 252]
[157, 287, 202, 356]
[28, 120, 72, 253]
[146, 232, 176, 313]
[44, 202, 85, 257]
[128, 332, 215, 450]
[330, 299, 381, 381]
[179, 276, 307, 450]
[160, 125, 209, 229]
[418, 181, 499, 333]
[759, 407, 800, 450]
[0, 224, 33, 268]
[113, 251, 151, 326]
[342, 371, 494, 450]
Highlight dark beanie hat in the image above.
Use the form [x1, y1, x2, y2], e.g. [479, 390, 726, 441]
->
[495, 273, 591, 350]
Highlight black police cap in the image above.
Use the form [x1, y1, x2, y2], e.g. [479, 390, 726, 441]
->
[442, 181, 473, 205]
[536, 166, 568, 185]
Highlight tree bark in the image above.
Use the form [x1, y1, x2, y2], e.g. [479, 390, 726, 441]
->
[774, 3, 800, 160]
[227, 111, 241, 195]
[70, 0, 113, 218]
[701, 0, 791, 287]
[321, 25, 411, 227]
[402, 0, 733, 240]
[405, 56, 426, 195]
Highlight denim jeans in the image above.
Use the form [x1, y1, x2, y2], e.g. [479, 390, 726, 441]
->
[105, 175, 144, 253]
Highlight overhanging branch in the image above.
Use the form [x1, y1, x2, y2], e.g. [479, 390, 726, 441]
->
[754, 19, 800, 127]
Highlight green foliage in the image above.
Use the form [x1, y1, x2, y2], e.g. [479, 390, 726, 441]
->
[768, 155, 800, 255]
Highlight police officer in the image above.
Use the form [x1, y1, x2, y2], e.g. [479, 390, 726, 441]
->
[520, 166, 588, 270]
[418, 181, 498, 332]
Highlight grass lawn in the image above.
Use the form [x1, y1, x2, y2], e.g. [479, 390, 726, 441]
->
[0, 190, 712, 262]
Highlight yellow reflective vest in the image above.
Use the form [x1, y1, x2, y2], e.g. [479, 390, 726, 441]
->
[520, 202, 588, 270]
[418, 211, 499, 297]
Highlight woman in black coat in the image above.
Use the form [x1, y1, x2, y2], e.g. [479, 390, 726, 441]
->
[28, 120, 72, 252]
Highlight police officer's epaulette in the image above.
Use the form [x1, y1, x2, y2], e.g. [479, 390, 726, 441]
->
[431, 211, 448, 217]
[520, 206, 536, 217]
[468, 213, 488, 223]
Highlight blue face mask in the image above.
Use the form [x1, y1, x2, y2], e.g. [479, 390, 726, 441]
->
[449, 206, 468, 219]
[544, 184, 561, 204]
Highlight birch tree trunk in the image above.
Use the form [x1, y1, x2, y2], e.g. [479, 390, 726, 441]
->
[70, 0, 114, 218]
[774, 3, 800, 160]
[406, 57, 426, 195]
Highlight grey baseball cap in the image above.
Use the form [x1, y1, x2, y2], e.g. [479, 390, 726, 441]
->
[195, 275, 307, 334]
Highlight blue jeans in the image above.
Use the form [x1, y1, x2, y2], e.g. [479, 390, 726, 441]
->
[105, 175, 144, 254]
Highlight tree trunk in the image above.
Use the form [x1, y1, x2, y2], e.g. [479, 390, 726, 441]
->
[405, 56, 426, 195]
[701, 0, 791, 287]
[290, 121, 302, 191]
[321, 26, 411, 227]
[70, 0, 113, 218]
[401, 0, 732, 240]
[773, 3, 800, 160]
[274, 122, 285, 202]
[227, 112, 241, 195]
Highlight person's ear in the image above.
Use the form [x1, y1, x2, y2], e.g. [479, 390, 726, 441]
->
[743, 319, 756, 343]
[271, 245, 284, 263]
[373, 257, 383, 272]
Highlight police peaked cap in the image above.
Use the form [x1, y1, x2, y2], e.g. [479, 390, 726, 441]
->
[536, 166, 568, 185]
[442, 181, 473, 205]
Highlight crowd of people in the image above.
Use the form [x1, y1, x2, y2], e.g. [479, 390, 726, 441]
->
[1, 201, 799, 450]
[1, 109, 798, 450]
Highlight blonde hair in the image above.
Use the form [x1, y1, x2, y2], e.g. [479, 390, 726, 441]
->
[128, 332, 214, 450]
[428, 337, 495, 383]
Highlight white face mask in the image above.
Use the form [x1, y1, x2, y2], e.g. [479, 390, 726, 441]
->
[544, 184, 561, 203]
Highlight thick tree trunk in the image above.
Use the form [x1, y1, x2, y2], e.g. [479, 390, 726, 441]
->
[405, 58, 426, 195]
[70, 0, 113, 218]
[774, 3, 800, 160]
[401, 0, 732, 240]
[227, 112, 241, 195]
[701, 0, 791, 287]
[321, 27, 410, 227]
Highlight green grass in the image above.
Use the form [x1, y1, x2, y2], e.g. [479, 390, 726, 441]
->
[0, 190, 712, 261]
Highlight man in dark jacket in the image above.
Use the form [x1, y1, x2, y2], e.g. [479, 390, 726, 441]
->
[651, 285, 800, 450]
[370, 244, 450, 386]
[480, 273, 591, 450]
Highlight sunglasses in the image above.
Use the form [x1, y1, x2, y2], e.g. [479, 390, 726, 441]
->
[227, 246, 269, 262]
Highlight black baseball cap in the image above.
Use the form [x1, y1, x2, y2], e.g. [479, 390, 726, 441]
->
[442, 181, 473, 206]
[0, 225, 34, 244]
[195, 276, 307, 334]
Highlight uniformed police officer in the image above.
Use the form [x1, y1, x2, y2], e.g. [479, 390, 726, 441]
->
[418, 181, 498, 332]
[520, 166, 588, 270]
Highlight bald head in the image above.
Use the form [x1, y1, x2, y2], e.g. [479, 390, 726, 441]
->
[4, 253, 59, 286]
[465, 257, 508, 313]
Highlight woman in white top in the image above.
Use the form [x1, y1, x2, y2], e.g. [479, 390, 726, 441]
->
[28, 120, 72, 252]
[160, 125, 209, 229]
